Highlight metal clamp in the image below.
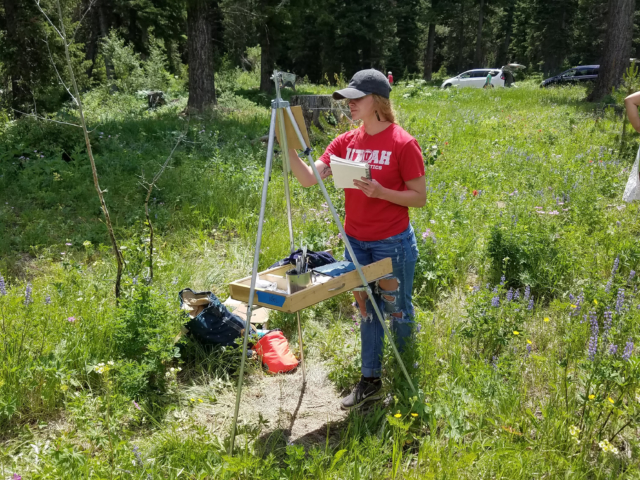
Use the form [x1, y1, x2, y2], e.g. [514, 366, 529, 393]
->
[272, 99, 290, 109]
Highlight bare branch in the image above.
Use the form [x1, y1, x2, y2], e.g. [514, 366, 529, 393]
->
[38, 0, 125, 299]
[71, 0, 98, 42]
[34, 0, 65, 41]
[143, 130, 186, 283]
[43, 37, 77, 104]
[10, 109, 82, 128]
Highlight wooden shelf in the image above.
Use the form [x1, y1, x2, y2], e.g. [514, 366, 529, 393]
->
[228, 258, 392, 313]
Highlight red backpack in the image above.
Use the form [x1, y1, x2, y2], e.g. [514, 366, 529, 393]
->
[252, 330, 299, 374]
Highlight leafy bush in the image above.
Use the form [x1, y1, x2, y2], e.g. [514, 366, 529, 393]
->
[487, 219, 575, 299]
[111, 285, 182, 397]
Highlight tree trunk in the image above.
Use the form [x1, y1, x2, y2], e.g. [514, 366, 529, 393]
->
[498, 0, 515, 66]
[187, 0, 216, 112]
[260, 24, 273, 92]
[474, 0, 484, 67]
[588, 0, 635, 102]
[458, 1, 465, 72]
[291, 95, 341, 130]
[4, 0, 29, 112]
[98, 0, 114, 80]
[423, 22, 436, 80]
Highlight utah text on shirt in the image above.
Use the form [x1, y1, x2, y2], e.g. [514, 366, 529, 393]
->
[346, 148, 392, 167]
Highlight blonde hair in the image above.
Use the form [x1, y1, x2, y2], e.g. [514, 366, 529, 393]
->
[372, 94, 396, 123]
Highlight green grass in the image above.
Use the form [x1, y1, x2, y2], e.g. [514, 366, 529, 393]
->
[1, 75, 640, 479]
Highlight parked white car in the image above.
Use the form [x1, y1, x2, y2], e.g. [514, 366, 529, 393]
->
[440, 64, 525, 89]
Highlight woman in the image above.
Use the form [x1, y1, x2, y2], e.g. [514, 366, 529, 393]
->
[288, 69, 426, 410]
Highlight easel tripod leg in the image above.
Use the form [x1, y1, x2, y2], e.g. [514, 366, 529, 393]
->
[229, 107, 278, 454]
[296, 311, 306, 383]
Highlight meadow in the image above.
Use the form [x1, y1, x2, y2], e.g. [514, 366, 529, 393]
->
[1, 71, 639, 479]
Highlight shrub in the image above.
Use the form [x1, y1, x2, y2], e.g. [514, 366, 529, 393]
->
[111, 285, 182, 397]
[487, 219, 574, 299]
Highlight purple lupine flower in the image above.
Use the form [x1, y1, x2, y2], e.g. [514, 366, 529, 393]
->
[623, 340, 634, 361]
[500, 275, 506, 286]
[581, 314, 587, 324]
[473, 285, 480, 293]
[527, 297, 534, 310]
[605, 279, 612, 294]
[506, 288, 514, 302]
[491, 355, 499, 370]
[513, 289, 520, 300]
[608, 344, 618, 355]
[0, 275, 6, 296]
[629, 270, 636, 282]
[569, 293, 575, 302]
[132, 276, 138, 286]
[615, 288, 625, 314]
[603, 309, 613, 338]
[491, 296, 500, 307]
[611, 256, 620, 276]
[133, 445, 143, 467]
[416, 323, 422, 333]
[526, 344, 532, 356]
[44, 294, 51, 305]
[588, 311, 599, 361]
[524, 285, 531, 302]
[24, 283, 32, 306]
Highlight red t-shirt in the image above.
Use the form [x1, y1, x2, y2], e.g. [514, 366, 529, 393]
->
[388, 74, 394, 85]
[319, 124, 424, 241]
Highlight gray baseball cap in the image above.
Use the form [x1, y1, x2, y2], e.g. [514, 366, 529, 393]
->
[333, 69, 392, 100]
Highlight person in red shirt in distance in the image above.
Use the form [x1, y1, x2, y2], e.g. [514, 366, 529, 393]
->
[388, 71, 393, 85]
[288, 69, 426, 410]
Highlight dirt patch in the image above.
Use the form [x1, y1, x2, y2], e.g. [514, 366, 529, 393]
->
[187, 360, 347, 447]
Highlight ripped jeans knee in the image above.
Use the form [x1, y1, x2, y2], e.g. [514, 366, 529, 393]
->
[377, 277, 407, 320]
[354, 278, 413, 325]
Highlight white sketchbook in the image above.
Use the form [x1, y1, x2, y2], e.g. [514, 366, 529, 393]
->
[330, 155, 371, 189]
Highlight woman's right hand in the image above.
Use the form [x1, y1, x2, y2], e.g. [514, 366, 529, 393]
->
[288, 148, 331, 187]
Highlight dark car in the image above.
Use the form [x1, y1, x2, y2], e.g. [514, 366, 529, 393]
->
[541, 65, 599, 87]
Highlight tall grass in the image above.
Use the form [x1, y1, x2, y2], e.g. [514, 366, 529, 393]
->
[1, 75, 639, 478]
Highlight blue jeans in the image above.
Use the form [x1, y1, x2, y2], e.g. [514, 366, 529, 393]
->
[344, 224, 419, 378]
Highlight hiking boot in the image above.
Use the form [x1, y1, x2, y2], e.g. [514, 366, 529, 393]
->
[341, 377, 383, 410]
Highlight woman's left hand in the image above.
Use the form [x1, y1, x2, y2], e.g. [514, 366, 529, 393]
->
[353, 177, 387, 199]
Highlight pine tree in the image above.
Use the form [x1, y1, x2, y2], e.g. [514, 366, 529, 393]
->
[588, 0, 635, 101]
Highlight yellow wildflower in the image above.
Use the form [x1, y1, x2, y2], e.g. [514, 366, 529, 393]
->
[468, 286, 473, 291]
[588, 394, 595, 400]
[593, 299, 598, 305]
[190, 398, 195, 402]
[198, 398, 203, 403]
[411, 413, 418, 417]
[394, 412, 402, 418]
[608, 397, 614, 404]
[571, 304, 577, 309]
[527, 339, 532, 344]
[544, 317, 550, 322]
[513, 331, 519, 335]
